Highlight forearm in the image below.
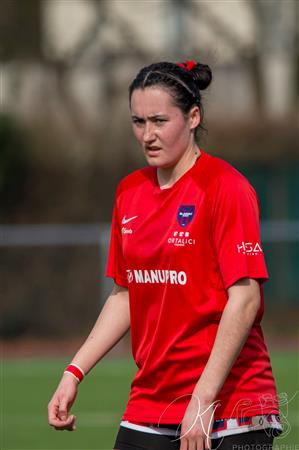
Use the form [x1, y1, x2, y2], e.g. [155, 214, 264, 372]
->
[69, 284, 130, 375]
[193, 278, 260, 404]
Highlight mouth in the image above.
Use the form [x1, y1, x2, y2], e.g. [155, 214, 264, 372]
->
[145, 146, 162, 156]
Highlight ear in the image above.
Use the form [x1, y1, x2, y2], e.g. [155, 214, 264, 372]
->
[189, 106, 200, 131]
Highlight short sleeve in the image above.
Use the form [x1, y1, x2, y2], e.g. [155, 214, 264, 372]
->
[211, 175, 268, 289]
[106, 198, 128, 288]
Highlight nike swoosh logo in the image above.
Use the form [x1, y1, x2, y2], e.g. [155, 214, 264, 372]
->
[122, 215, 138, 225]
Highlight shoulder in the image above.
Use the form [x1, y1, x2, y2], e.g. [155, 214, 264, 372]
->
[199, 152, 256, 197]
[203, 155, 260, 220]
[116, 166, 154, 198]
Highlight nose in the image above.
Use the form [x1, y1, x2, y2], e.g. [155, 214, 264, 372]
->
[143, 122, 155, 144]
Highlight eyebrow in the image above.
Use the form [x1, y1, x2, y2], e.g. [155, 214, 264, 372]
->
[131, 114, 168, 120]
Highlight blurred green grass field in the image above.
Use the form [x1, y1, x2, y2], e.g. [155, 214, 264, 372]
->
[1, 352, 298, 450]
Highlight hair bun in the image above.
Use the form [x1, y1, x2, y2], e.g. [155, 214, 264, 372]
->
[191, 62, 212, 91]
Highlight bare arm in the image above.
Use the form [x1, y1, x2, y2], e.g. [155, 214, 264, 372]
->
[193, 277, 260, 402]
[48, 283, 129, 431]
[180, 278, 261, 449]
[70, 283, 130, 374]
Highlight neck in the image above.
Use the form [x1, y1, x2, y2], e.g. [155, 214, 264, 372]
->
[157, 143, 200, 189]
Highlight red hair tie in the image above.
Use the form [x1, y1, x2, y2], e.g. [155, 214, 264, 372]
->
[176, 60, 197, 71]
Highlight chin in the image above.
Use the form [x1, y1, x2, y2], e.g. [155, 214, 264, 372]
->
[147, 160, 169, 169]
[146, 159, 160, 167]
[145, 155, 173, 169]
[145, 156, 161, 166]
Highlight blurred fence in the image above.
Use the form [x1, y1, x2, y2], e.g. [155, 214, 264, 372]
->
[1, 220, 298, 339]
[0, 222, 113, 301]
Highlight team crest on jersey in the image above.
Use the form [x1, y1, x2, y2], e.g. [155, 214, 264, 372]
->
[177, 205, 195, 227]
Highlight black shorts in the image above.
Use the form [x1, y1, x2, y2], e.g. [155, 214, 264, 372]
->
[113, 425, 275, 450]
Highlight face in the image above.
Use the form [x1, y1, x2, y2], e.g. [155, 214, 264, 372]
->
[130, 87, 200, 168]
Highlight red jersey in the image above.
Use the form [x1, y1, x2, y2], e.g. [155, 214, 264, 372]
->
[106, 150, 279, 423]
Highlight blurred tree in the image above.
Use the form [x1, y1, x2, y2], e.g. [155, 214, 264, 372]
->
[0, 0, 42, 61]
[0, 0, 297, 204]
[1, 0, 297, 136]
[190, 0, 298, 117]
[253, 0, 297, 117]
[0, 115, 30, 217]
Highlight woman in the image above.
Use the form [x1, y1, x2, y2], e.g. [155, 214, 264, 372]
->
[48, 60, 282, 450]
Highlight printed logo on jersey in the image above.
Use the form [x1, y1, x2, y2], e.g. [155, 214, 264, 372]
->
[126, 269, 187, 285]
[122, 227, 133, 235]
[237, 242, 263, 256]
[127, 270, 134, 283]
[122, 215, 138, 225]
[121, 215, 138, 235]
[177, 205, 195, 227]
[168, 231, 196, 247]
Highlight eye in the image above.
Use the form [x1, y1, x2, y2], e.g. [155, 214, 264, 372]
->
[132, 118, 145, 126]
[154, 118, 166, 124]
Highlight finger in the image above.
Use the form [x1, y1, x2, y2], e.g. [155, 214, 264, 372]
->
[180, 438, 188, 450]
[50, 414, 75, 430]
[48, 409, 60, 424]
[51, 418, 69, 428]
[48, 400, 59, 422]
[56, 422, 75, 431]
[48, 409, 69, 427]
[62, 415, 76, 432]
[188, 439, 196, 450]
[197, 436, 205, 450]
[179, 437, 188, 450]
[205, 436, 212, 450]
[67, 415, 77, 431]
[50, 419, 64, 428]
[58, 398, 69, 421]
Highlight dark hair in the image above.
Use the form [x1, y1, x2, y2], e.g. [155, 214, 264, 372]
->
[129, 60, 212, 139]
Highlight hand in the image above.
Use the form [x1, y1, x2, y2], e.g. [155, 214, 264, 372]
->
[180, 395, 215, 450]
[48, 373, 79, 431]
